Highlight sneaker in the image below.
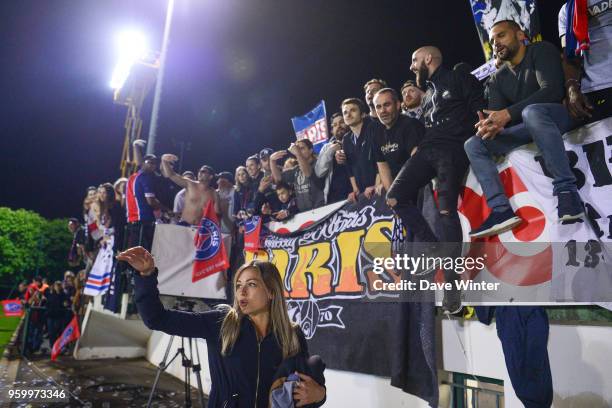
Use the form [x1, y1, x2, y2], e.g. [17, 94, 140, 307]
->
[442, 288, 463, 316]
[557, 191, 584, 222]
[469, 208, 522, 238]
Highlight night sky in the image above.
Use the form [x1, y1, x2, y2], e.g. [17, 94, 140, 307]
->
[0, 0, 566, 220]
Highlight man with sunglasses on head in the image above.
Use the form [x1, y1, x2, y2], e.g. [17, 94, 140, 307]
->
[161, 154, 221, 226]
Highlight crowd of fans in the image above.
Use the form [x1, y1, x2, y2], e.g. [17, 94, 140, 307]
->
[68, 16, 610, 315]
[16, 271, 85, 355]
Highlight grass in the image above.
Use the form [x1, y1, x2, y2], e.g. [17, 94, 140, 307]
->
[0, 316, 21, 356]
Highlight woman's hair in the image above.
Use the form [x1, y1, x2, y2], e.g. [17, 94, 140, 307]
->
[97, 183, 116, 226]
[234, 166, 249, 192]
[220, 260, 299, 359]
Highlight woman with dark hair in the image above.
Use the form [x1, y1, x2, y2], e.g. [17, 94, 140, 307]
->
[98, 182, 126, 252]
[117, 246, 326, 408]
[233, 165, 254, 223]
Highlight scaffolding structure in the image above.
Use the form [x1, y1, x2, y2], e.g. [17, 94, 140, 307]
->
[113, 56, 159, 177]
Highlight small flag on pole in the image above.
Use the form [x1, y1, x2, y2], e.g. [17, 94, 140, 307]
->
[51, 315, 80, 361]
[291, 100, 328, 154]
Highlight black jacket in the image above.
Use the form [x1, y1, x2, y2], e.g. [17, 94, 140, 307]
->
[134, 272, 325, 408]
[44, 290, 69, 318]
[420, 66, 486, 148]
[343, 117, 379, 191]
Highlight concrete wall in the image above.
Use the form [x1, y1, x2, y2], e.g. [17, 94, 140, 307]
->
[442, 319, 612, 408]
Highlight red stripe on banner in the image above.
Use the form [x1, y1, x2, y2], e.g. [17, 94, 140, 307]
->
[87, 277, 111, 286]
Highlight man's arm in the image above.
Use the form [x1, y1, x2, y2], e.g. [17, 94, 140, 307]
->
[290, 143, 314, 177]
[160, 154, 189, 188]
[561, 54, 593, 119]
[460, 71, 487, 115]
[314, 141, 339, 178]
[269, 150, 287, 184]
[132, 140, 146, 167]
[505, 42, 566, 122]
[145, 196, 170, 213]
[212, 190, 222, 217]
[377, 162, 394, 193]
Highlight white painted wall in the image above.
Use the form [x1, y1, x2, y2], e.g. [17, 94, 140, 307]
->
[442, 319, 612, 408]
[146, 321, 612, 407]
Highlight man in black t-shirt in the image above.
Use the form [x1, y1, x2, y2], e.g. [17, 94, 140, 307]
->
[339, 98, 380, 202]
[373, 88, 425, 185]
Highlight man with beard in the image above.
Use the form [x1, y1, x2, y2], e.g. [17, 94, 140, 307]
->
[386, 46, 486, 314]
[373, 88, 425, 188]
[400, 80, 424, 119]
[363, 78, 388, 118]
[160, 155, 221, 226]
[315, 112, 353, 204]
[465, 20, 583, 238]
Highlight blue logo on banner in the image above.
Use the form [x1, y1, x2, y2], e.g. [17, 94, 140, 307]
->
[244, 216, 260, 234]
[195, 219, 221, 261]
[5, 303, 21, 312]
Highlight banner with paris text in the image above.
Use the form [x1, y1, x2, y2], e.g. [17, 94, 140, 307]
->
[291, 100, 329, 154]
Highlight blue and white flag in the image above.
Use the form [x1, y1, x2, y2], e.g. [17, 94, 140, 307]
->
[84, 241, 114, 296]
[291, 100, 329, 154]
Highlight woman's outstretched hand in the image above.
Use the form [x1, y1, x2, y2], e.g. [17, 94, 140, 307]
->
[117, 246, 156, 276]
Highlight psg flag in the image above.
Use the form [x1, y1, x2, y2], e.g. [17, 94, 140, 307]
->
[51, 315, 80, 361]
[1, 299, 23, 317]
[244, 216, 263, 253]
[192, 200, 229, 283]
[291, 100, 329, 154]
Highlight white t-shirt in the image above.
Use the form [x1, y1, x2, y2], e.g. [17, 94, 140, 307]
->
[559, 0, 612, 93]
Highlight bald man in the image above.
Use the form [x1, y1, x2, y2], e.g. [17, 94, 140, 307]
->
[386, 45, 486, 314]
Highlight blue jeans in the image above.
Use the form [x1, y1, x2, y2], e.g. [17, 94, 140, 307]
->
[464, 103, 578, 212]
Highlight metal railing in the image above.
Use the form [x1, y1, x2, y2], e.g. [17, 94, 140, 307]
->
[444, 380, 504, 408]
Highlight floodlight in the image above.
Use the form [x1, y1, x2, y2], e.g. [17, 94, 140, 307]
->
[110, 31, 149, 89]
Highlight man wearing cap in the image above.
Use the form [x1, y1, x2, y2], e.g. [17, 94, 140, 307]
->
[400, 80, 424, 120]
[259, 148, 274, 177]
[161, 155, 221, 226]
[125, 153, 170, 249]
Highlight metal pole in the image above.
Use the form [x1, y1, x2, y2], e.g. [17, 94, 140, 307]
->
[146, 0, 175, 156]
[147, 335, 175, 408]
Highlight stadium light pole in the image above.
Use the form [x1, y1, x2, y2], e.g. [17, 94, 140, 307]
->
[146, 0, 175, 156]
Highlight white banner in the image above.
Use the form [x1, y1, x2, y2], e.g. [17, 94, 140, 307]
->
[84, 239, 114, 296]
[151, 224, 228, 299]
[459, 118, 612, 303]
